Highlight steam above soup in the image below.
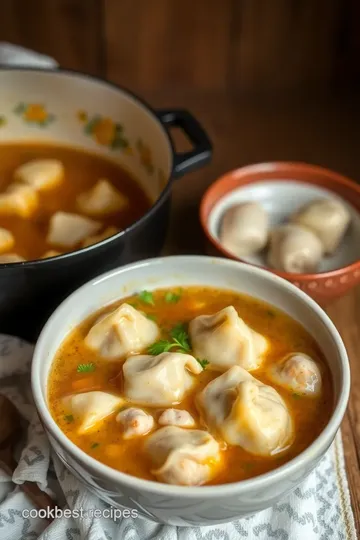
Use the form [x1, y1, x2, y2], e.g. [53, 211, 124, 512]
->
[48, 286, 332, 486]
[0, 143, 150, 262]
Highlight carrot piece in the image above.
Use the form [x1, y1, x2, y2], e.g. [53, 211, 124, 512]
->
[71, 376, 98, 392]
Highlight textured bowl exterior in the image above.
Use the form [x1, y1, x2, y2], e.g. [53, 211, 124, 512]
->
[31, 256, 350, 526]
[200, 162, 360, 304]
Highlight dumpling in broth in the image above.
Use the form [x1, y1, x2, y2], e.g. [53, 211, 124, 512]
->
[47, 211, 101, 248]
[123, 352, 202, 406]
[14, 159, 64, 191]
[0, 183, 39, 218]
[62, 391, 123, 434]
[158, 409, 195, 428]
[291, 198, 350, 254]
[145, 426, 221, 485]
[0, 227, 15, 253]
[268, 353, 322, 396]
[189, 306, 267, 371]
[77, 179, 128, 217]
[116, 407, 154, 439]
[219, 202, 269, 257]
[84, 303, 159, 360]
[267, 224, 323, 273]
[196, 366, 293, 456]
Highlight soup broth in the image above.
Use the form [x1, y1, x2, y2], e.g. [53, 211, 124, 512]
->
[0, 143, 150, 261]
[48, 286, 333, 486]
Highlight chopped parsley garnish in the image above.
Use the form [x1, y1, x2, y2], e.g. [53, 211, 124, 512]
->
[164, 291, 182, 304]
[128, 302, 138, 309]
[146, 314, 157, 322]
[196, 358, 209, 369]
[77, 363, 96, 373]
[138, 290, 155, 305]
[292, 393, 302, 399]
[266, 309, 276, 318]
[91, 442, 100, 449]
[64, 414, 74, 423]
[147, 323, 207, 369]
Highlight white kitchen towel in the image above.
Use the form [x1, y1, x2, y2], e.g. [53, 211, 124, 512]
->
[0, 43, 357, 539]
[0, 334, 357, 540]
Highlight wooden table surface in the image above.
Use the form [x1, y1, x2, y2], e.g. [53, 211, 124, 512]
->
[1, 1, 359, 535]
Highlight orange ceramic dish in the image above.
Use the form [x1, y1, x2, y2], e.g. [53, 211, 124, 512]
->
[200, 162, 360, 304]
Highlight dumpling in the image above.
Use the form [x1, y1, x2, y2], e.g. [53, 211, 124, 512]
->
[14, 159, 64, 191]
[77, 179, 129, 216]
[0, 227, 15, 253]
[145, 426, 221, 485]
[268, 353, 322, 396]
[41, 250, 61, 259]
[62, 391, 123, 434]
[123, 352, 202, 406]
[267, 224, 323, 273]
[291, 198, 350, 254]
[82, 226, 119, 248]
[0, 184, 38, 218]
[0, 253, 25, 263]
[158, 409, 195, 428]
[47, 211, 101, 248]
[219, 202, 269, 257]
[196, 366, 293, 456]
[116, 407, 154, 439]
[84, 303, 159, 359]
[189, 306, 267, 371]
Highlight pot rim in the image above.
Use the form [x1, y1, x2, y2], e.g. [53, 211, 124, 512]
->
[31, 255, 350, 498]
[0, 66, 176, 268]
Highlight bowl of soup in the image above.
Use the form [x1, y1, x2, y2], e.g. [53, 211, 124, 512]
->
[0, 68, 211, 339]
[31, 255, 350, 526]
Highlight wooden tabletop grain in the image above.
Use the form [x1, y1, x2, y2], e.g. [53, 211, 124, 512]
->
[0, 0, 359, 535]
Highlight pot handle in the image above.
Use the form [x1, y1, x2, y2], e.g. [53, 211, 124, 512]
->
[156, 108, 212, 178]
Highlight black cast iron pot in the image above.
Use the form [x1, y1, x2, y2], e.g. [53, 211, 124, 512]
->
[0, 69, 212, 340]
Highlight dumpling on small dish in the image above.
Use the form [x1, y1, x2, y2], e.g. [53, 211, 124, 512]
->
[189, 306, 267, 372]
[123, 352, 202, 406]
[219, 202, 269, 257]
[62, 391, 123, 434]
[196, 365, 293, 456]
[268, 353, 322, 396]
[84, 303, 159, 360]
[158, 409, 195, 428]
[14, 159, 64, 191]
[291, 198, 350, 254]
[145, 426, 221, 485]
[82, 226, 119, 248]
[267, 224, 323, 273]
[0, 227, 15, 253]
[116, 407, 154, 439]
[0, 184, 39, 218]
[0, 253, 25, 263]
[47, 211, 101, 248]
[77, 179, 129, 217]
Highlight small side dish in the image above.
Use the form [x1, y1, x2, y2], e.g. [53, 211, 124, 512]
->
[48, 285, 332, 486]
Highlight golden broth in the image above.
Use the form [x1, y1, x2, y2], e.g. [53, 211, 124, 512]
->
[48, 286, 333, 485]
[0, 143, 150, 260]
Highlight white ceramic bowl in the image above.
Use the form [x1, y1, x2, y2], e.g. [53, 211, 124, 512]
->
[31, 256, 350, 526]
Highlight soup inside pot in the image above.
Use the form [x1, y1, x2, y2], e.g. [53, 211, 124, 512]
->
[48, 286, 333, 486]
[0, 143, 150, 262]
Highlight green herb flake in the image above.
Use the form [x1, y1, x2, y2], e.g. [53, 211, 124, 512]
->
[91, 442, 100, 449]
[243, 462, 254, 472]
[138, 290, 155, 306]
[292, 393, 302, 399]
[64, 414, 74, 423]
[128, 302, 138, 309]
[77, 363, 96, 373]
[148, 340, 174, 355]
[146, 314, 157, 322]
[196, 358, 209, 369]
[170, 323, 190, 352]
[266, 309, 276, 318]
[164, 291, 181, 304]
